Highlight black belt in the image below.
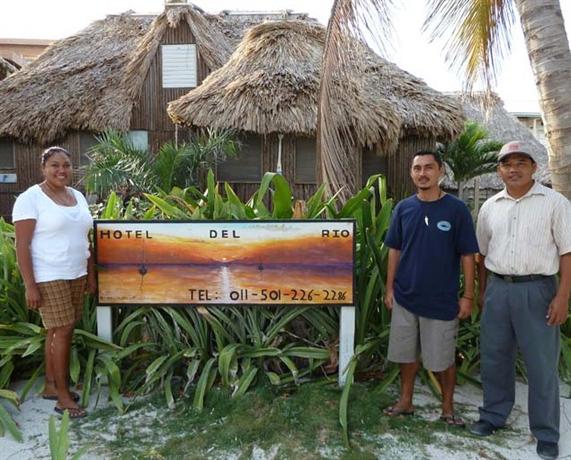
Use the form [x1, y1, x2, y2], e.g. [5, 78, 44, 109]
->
[491, 272, 552, 283]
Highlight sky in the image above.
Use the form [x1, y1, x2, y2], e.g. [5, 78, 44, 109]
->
[1, 0, 570, 113]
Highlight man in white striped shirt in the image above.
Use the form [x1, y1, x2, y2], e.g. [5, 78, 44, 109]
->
[470, 141, 571, 460]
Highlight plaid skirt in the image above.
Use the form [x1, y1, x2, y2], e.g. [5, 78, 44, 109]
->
[37, 276, 86, 329]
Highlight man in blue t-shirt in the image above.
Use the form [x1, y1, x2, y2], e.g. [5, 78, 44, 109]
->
[383, 150, 479, 426]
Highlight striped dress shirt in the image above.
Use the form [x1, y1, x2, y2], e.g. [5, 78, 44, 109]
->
[476, 181, 571, 276]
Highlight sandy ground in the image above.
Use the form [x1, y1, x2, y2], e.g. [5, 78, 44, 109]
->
[2, 380, 571, 460]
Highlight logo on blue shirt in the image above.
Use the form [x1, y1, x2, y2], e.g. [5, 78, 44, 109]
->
[437, 220, 452, 231]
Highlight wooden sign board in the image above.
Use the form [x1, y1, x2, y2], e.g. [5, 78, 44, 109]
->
[95, 220, 355, 307]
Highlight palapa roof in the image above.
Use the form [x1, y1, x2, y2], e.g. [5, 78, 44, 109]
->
[0, 5, 233, 145]
[444, 92, 550, 189]
[168, 20, 464, 154]
[0, 57, 18, 80]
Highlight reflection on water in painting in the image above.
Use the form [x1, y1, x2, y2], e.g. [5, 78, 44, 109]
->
[98, 264, 353, 304]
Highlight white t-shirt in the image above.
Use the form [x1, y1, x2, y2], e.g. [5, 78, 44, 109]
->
[12, 184, 93, 283]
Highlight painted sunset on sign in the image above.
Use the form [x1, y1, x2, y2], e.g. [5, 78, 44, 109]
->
[96, 221, 354, 305]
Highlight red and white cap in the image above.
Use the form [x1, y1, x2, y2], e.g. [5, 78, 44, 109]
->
[497, 141, 536, 163]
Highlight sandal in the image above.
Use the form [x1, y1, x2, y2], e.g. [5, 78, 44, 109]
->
[54, 406, 87, 419]
[383, 404, 415, 416]
[42, 391, 81, 402]
[439, 414, 465, 427]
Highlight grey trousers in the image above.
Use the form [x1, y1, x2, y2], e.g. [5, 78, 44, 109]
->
[479, 274, 560, 442]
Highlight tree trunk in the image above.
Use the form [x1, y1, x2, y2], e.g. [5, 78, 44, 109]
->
[473, 176, 481, 220]
[457, 180, 465, 201]
[515, 0, 571, 200]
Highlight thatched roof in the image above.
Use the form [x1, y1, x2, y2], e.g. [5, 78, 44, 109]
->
[0, 5, 233, 145]
[0, 57, 18, 81]
[168, 20, 464, 154]
[214, 10, 315, 47]
[444, 92, 550, 189]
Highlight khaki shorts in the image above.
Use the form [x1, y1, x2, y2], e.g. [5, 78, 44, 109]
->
[387, 301, 458, 372]
[37, 276, 87, 329]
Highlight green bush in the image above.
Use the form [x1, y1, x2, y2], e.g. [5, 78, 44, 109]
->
[3, 171, 570, 446]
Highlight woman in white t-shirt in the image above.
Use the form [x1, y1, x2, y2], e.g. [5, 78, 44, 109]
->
[13, 146, 95, 418]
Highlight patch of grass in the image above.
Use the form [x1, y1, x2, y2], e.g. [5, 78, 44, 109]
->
[71, 382, 526, 459]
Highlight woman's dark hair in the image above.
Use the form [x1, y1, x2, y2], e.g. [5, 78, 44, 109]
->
[41, 146, 71, 166]
[412, 150, 443, 168]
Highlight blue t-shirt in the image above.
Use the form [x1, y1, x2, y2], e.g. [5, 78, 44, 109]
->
[384, 193, 479, 320]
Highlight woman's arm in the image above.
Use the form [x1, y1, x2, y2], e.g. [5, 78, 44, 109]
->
[14, 219, 41, 309]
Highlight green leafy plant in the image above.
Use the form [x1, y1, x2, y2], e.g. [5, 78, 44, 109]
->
[82, 129, 237, 200]
[438, 121, 503, 200]
[5, 164, 569, 449]
[49, 410, 87, 460]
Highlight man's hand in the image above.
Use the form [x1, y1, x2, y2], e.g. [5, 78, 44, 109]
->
[457, 296, 472, 320]
[546, 294, 569, 326]
[384, 288, 394, 310]
[25, 284, 41, 310]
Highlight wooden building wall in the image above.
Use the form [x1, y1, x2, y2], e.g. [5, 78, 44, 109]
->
[0, 20, 212, 221]
[220, 133, 438, 206]
[221, 134, 319, 204]
[130, 21, 210, 152]
[0, 132, 88, 221]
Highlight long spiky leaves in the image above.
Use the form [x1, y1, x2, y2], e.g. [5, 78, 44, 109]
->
[423, 0, 515, 90]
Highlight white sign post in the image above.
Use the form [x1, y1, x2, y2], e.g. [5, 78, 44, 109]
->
[96, 306, 113, 343]
[338, 306, 356, 387]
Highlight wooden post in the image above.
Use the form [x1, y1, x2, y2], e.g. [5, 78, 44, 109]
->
[338, 306, 356, 387]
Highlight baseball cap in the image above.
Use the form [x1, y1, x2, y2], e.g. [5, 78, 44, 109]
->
[497, 141, 536, 163]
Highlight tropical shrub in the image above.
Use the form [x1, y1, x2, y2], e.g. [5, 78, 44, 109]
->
[81, 129, 237, 200]
[3, 171, 570, 446]
[438, 121, 503, 200]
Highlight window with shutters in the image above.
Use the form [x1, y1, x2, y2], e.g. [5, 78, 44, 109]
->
[295, 137, 317, 183]
[79, 133, 99, 166]
[128, 131, 149, 151]
[217, 135, 261, 182]
[0, 139, 15, 169]
[161, 44, 198, 88]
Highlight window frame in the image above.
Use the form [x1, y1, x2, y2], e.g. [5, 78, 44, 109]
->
[216, 135, 262, 183]
[0, 139, 15, 170]
[295, 136, 318, 184]
[161, 44, 198, 89]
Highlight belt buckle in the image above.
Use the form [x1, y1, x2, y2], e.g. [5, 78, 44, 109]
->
[504, 275, 514, 283]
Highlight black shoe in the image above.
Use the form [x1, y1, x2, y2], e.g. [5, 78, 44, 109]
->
[536, 440, 558, 460]
[468, 419, 498, 436]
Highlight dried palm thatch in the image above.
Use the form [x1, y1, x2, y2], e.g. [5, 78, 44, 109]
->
[319, 0, 397, 200]
[0, 5, 231, 145]
[169, 21, 324, 135]
[444, 92, 550, 189]
[168, 19, 463, 199]
[0, 57, 18, 81]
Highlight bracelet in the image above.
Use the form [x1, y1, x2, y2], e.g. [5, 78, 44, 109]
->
[462, 295, 473, 300]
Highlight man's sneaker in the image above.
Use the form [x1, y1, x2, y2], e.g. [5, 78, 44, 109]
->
[468, 419, 498, 436]
[536, 440, 558, 460]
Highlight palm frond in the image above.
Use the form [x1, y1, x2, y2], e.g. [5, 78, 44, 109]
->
[423, 0, 515, 89]
[81, 130, 157, 197]
[439, 121, 502, 185]
[319, 0, 396, 202]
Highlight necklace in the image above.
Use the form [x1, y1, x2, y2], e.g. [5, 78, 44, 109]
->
[417, 190, 444, 227]
[41, 182, 76, 207]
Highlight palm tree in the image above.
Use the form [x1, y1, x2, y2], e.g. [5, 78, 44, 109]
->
[82, 129, 237, 200]
[437, 121, 502, 201]
[320, 0, 571, 200]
